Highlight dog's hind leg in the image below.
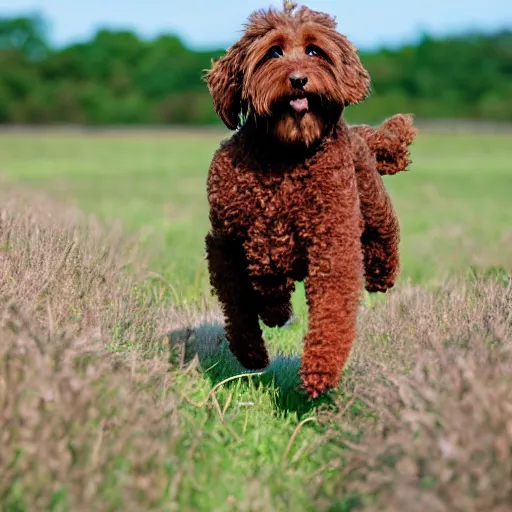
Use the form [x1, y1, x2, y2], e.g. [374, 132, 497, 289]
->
[205, 232, 270, 369]
[253, 276, 295, 328]
[352, 135, 400, 293]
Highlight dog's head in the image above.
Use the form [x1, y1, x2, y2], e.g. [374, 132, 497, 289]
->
[206, 6, 370, 146]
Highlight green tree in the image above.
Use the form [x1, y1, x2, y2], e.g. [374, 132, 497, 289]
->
[0, 14, 49, 60]
[0, 14, 511, 125]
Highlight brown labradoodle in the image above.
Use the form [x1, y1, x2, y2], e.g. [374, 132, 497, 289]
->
[204, 4, 417, 397]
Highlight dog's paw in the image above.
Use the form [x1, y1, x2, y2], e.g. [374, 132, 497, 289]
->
[259, 302, 292, 328]
[236, 350, 270, 371]
[300, 370, 338, 399]
[365, 278, 395, 294]
[364, 257, 399, 294]
[365, 269, 396, 293]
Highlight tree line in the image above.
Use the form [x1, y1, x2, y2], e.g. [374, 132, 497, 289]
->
[1, 15, 511, 125]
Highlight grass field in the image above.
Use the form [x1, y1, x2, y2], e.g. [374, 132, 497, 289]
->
[0, 128, 511, 511]
[1, 129, 511, 293]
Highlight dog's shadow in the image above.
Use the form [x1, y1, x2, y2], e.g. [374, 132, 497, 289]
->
[168, 322, 332, 418]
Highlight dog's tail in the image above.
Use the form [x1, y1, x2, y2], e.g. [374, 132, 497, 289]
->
[352, 114, 418, 176]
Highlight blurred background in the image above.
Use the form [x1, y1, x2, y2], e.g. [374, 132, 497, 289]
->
[0, 1, 511, 298]
[1, 0, 512, 125]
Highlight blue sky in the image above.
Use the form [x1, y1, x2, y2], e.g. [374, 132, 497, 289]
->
[2, 0, 512, 50]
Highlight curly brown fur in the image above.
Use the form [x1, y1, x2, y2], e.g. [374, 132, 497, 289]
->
[204, 5, 416, 397]
[205, 232, 270, 369]
[352, 114, 418, 176]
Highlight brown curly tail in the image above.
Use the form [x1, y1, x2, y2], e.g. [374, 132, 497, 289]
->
[352, 114, 418, 176]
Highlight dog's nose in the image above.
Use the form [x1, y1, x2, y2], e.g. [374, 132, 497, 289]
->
[290, 75, 308, 90]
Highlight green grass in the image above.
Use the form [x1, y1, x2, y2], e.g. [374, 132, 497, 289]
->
[1, 129, 511, 296]
[1, 127, 511, 510]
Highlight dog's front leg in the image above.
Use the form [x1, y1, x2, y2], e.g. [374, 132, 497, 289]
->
[300, 197, 364, 398]
[205, 232, 269, 370]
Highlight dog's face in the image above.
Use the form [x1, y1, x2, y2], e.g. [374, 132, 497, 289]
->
[206, 7, 370, 146]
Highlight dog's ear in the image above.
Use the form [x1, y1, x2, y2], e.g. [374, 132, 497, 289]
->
[297, 7, 371, 105]
[205, 42, 247, 130]
[334, 36, 371, 105]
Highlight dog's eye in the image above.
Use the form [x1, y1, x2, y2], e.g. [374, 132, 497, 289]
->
[267, 46, 284, 59]
[306, 45, 321, 57]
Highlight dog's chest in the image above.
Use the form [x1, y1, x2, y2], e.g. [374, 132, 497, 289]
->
[256, 174, 300, 224]
[240, 169, 312, 277]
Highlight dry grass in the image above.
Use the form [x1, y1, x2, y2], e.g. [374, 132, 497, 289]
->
[1, 183, 511, 511]
[321, 277, 512, 511]
[0, 188, 187, 511]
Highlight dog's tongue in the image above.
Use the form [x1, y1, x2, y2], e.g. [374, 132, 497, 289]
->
[290, 97, 309, 113]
